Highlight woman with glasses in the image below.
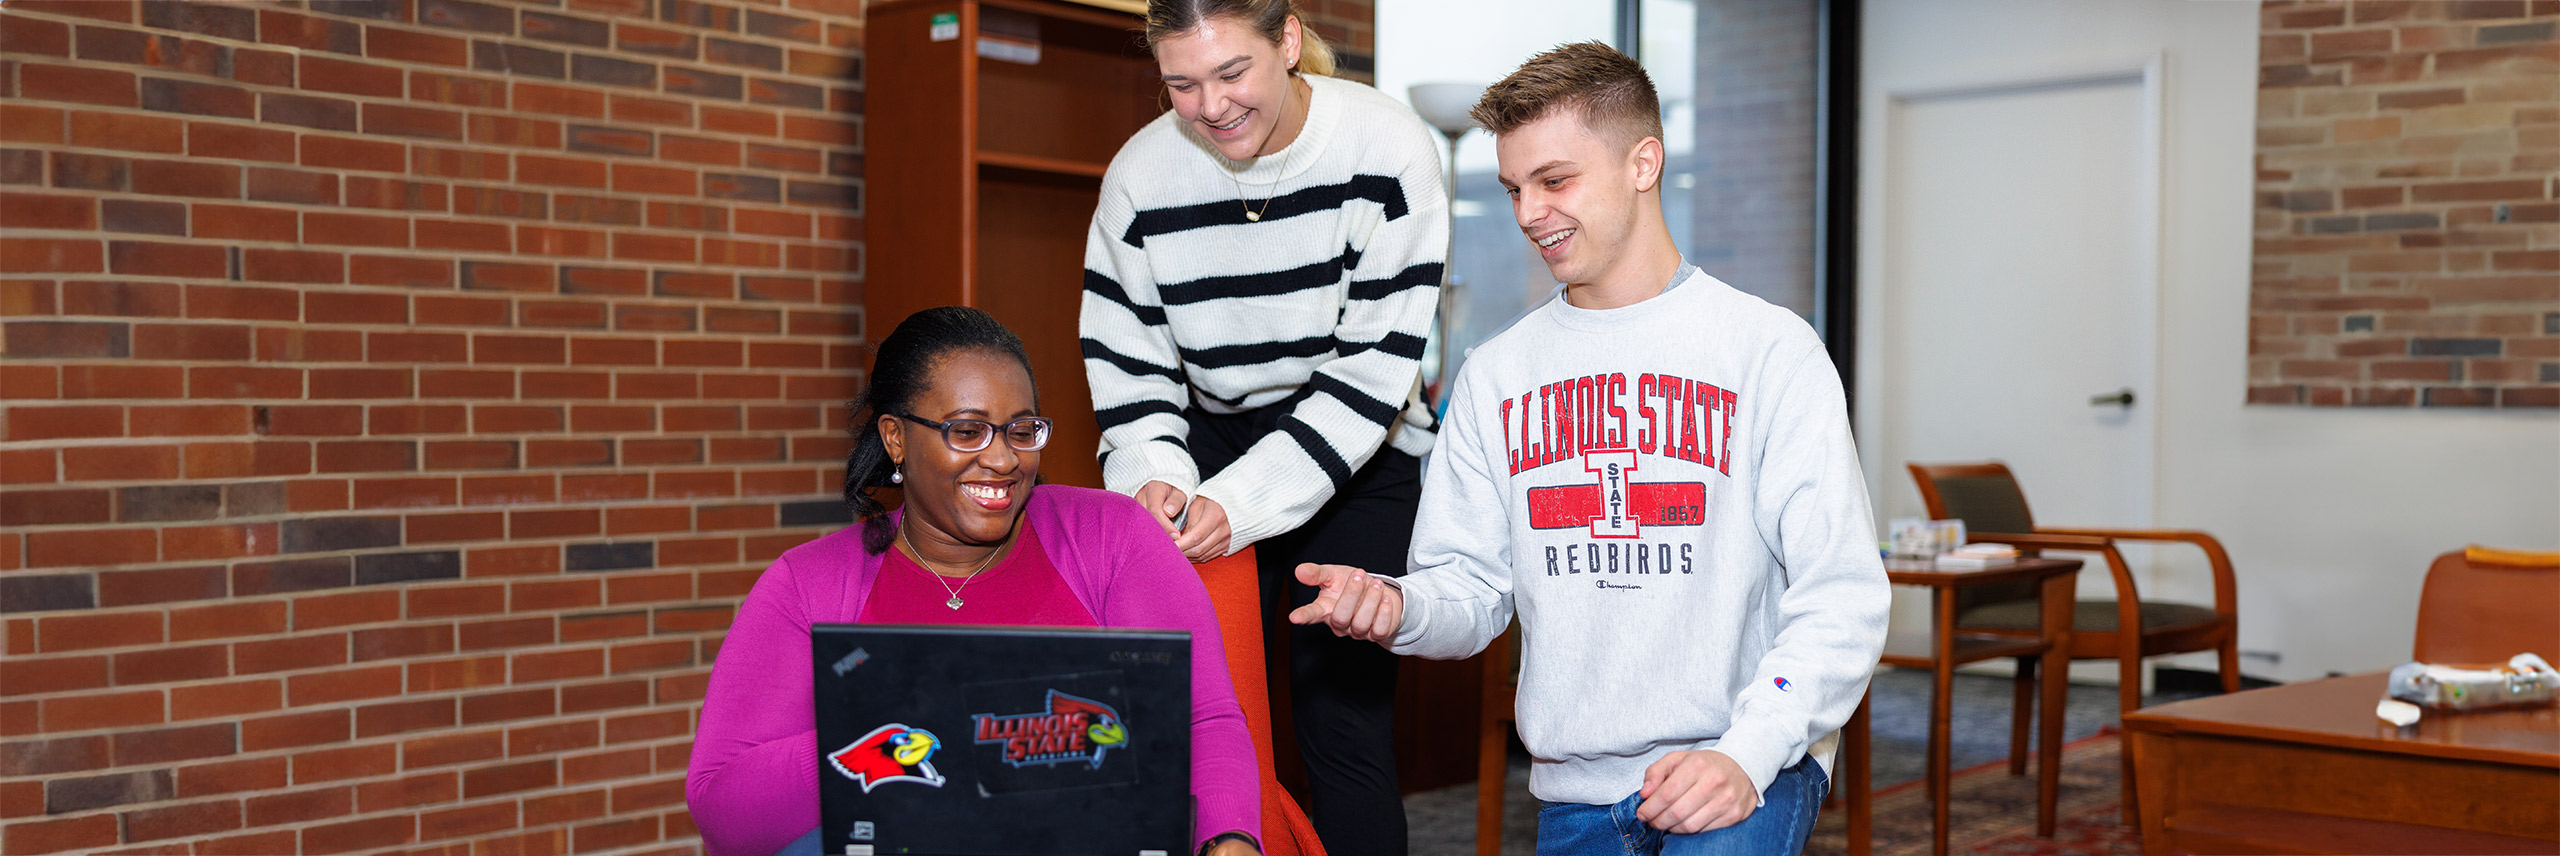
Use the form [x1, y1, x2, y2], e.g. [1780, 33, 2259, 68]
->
[687, 307, 1262, 856]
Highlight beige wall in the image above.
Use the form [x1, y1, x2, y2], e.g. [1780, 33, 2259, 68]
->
[1856, 0, 2560, 683]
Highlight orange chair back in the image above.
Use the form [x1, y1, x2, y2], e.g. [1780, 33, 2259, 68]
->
[2413, 547, 2560, 664]
[1195, 549, 1325, 856]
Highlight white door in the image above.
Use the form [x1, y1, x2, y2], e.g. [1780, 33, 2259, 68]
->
[1869, 65, 2164, 670]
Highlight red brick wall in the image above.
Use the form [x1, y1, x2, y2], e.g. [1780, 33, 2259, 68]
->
[0, 0, 864, 850]
[1298, 0, 1374, 83]
[2251, 0, 2559, 408]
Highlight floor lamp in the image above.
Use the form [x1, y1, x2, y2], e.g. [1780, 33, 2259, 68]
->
[1408, 82, 1485, 408]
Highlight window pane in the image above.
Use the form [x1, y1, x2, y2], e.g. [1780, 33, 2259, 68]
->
[1377, 0, 1617, 396]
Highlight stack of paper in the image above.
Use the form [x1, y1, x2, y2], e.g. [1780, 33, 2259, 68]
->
[1936, 542, 2019, 568]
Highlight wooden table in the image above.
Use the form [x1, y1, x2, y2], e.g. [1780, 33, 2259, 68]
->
[1842, 556, 2083, 856]
[2124, 671, 2560, 855]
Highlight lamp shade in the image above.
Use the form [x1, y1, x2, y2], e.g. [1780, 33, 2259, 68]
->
[1407, 82, 1487, 138]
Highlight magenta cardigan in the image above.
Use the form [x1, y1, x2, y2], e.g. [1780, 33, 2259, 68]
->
[684, 485, 1258, 856]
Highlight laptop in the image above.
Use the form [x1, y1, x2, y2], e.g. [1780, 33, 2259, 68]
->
[812, 624, 1193, 856]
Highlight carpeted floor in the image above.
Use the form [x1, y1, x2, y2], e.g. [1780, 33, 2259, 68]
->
[1403, 667, 2204, 855]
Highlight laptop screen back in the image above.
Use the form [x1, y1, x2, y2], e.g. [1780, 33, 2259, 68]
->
[812, 624, 1192, 856]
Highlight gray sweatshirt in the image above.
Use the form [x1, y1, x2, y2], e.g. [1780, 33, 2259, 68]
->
[1392, 264, 1890, 805]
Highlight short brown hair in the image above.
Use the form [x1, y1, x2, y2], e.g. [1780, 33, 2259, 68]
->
[1471, 42, 1662, 148]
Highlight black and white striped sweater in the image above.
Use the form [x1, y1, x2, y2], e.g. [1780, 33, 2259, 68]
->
[1079, 74, 1447, 555]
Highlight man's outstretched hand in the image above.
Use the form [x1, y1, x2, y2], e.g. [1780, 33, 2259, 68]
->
[1285, 563, 1402, 644]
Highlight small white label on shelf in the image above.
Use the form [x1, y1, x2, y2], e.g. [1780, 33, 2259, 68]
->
[977, 35, 1040, 65]
[929, 12, 958, 42]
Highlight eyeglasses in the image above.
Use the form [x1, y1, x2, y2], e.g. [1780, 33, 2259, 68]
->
[897, 413, 1053, 453]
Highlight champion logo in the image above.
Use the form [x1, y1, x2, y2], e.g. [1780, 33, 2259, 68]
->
[1773, 677, 1791, 692]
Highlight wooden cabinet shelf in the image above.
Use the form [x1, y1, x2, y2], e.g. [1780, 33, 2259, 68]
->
[976, 150, 1110, 179]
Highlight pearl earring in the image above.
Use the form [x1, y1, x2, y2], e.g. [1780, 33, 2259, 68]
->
[891, 467, 903, 484]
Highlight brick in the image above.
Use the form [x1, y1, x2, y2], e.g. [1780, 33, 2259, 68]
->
[658, 0, 739, 29]
[570, 54, 656, 88]
[168, 601, 285, 643]
[463, 617, 556, 655]
[286, 663, 404, 707]
[419, 799, 517, 839]
[618, 22, 698, 58]
[523, 12, 610, 47]
[463, 758, 556, 798]
[95, 199, 184, 235]
[45, 768, 173, 814]
[233, 558, 352, 598]
[460, 688, 554, 725]
[0, 814, 119, 854]
[300, 814, 415, 852]
[110, 641, 229, 684]
[27, 529, 159, 569]
[366, 27, 470, 67]
[700, 38, 786, 75]
[326, 259, 443, 293]
[0, 16, 72, 57]
[0, 651, 104, 695]
[20, 63, 137, 107]
[355, 771, 459, 813]
[93, 566, 224, 610]
[404, 731, 507, 771]
[476, 40, 566, 78]
[109, 722, 235, 767]
[407, 655, 507, 694]
[242, 786, 350, 827]
[3, 320, 127, 358]
[40, 687, 163, 731]
[0, 735, 108, 776]
[0, 191, 95, 231]
[172, 757, 282, 803]
[662, 66, 744, 100]
[166, 680, 280, 723]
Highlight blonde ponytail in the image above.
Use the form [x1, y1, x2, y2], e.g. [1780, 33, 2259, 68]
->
[1291, 13, 1335, 77]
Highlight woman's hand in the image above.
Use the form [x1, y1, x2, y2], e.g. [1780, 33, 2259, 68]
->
[1134, 480, 1187, 537]
[1175, 495, 1231, 563]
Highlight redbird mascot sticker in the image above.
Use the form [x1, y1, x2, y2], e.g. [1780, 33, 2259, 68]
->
[828, 723, 947, 792]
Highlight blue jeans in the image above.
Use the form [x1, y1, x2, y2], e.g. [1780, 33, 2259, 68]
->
[1535, 756, 1827, 856]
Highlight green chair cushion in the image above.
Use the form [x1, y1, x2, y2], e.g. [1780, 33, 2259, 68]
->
[1958, 598, 2222, 634]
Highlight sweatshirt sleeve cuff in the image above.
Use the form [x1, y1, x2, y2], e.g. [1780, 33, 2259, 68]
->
[1705, 717, 1801, 809]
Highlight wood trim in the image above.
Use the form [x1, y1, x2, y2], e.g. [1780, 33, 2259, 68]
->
[976, 150, 1112, 179]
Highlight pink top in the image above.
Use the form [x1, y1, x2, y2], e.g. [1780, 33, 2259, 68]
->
[860, 524, 1098, 627]
[686, 486, 1258, 856]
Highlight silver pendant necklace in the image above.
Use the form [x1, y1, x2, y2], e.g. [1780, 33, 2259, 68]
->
[898, 526, 1000, 610]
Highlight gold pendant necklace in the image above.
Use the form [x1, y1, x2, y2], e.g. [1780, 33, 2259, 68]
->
[898, 527, 1000, 610]
[1233, 171, 1277, 222]
[1227, 76, 1299, 223]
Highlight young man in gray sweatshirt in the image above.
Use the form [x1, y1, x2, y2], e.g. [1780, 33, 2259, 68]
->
[1290, 42, 1890, 855]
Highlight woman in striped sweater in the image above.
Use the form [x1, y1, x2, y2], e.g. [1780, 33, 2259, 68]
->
[1077, 2, 1448, 853]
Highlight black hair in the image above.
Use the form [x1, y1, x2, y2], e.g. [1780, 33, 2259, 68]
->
[843, 306, 1037, 553]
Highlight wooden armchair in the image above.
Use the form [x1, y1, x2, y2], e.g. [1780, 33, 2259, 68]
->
[2413, 546, 2560, 664]
[1908, 461, 2242, 819]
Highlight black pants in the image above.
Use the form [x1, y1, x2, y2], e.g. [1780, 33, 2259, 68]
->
[1187, 407, 1415, 856]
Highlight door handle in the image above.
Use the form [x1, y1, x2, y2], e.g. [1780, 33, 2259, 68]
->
[2089, 388, 2135, 407]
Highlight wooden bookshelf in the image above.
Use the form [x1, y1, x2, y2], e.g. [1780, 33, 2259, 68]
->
[866, 0, 1158, 490]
